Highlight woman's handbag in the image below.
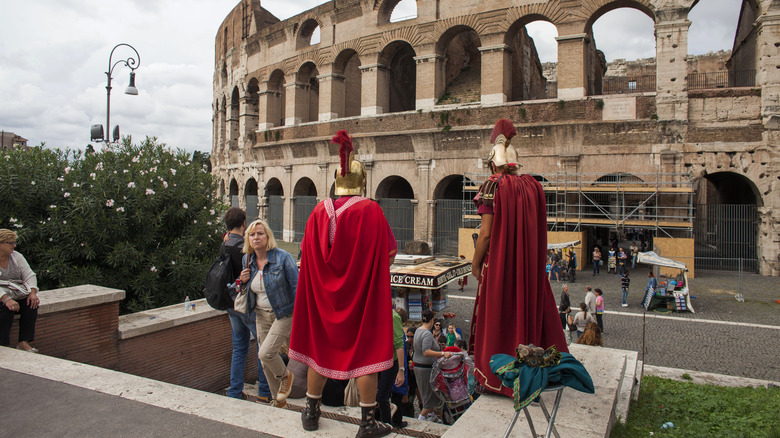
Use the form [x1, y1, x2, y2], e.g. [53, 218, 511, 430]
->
[234, 281, 248, 313]
[344, 378, 360, 407]
[233, 257, 249, 314]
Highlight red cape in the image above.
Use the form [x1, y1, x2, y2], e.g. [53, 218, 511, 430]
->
[289, 198, 394, 379]
[470, 174, 569, 397]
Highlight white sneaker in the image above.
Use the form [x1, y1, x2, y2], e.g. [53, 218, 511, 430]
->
[418, 414, 427, 421]
[622, 304, 628, 307]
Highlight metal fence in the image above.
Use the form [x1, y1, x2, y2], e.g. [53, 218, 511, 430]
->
[602, 75, 656, 95]
[687, 70, 755, 90]
[378, 198, 415, 252]
[267, 195, 284, 239]
[693, 204, 758, 272]
[246, 195, 259, 223]
[434, 199, 463, 255]
[293, 196, 317, 242]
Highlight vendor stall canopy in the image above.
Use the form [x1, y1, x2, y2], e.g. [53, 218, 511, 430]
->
[637, 251, 687, 271]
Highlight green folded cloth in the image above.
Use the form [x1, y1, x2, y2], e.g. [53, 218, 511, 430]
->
[490, 349, 594, 411]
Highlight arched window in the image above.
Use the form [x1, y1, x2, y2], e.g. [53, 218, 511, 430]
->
[590, 6, 655, 95]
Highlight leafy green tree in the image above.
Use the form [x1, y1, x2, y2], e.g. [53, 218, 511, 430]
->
[0, 137, 226, 313]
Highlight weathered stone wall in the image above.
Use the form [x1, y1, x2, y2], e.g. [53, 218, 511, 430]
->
[212, 0, 780, 275]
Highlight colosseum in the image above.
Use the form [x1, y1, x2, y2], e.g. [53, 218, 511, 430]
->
[211, 0, 779, 276]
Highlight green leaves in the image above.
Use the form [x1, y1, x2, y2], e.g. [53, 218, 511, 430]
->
[1, 137, 227, 313]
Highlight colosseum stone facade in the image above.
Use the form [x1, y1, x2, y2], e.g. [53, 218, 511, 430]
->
[212, 0, 780, 276]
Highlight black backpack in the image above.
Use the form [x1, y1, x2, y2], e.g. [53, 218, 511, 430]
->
[203, 252, 235, 310]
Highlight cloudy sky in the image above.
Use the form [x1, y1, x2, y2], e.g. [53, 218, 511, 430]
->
[0, 0, 740, 154]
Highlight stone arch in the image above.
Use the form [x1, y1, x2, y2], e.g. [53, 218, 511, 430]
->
[505, 15, 559, 101]
[245, 178, 260, 222]
[334, 49, 362, 118]
[435, 25, 482, 104]
[432, 175, 464, 255]
[583, 0, 654, 30]
[246, 77, 260, 139]
[264, 177, 285, 239]
[378, 41, 417, 113]
[377, 0, 418, 25]
[293, 177, 318, 241]
[296, 17, 322, 50]
[376, 175, 415, 199]
[296, 62, 320, 123]
[265, 177, 284, 196]
[694, 171, 761, 271]
[433, 174, 463, 200]
[229, 87, 240, 149]
[587, 2, 656, 95]
[376, 175, 415, 250]
[293, 177, 317, 197]
[698, 171, 762, 207]
[229, 178, 239, 207]
[267, 69, 286, 127]
[220, 95, 227, 150]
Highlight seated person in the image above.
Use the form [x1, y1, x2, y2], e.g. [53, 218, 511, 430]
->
[0, 229, 41, 352]
[576, 322, 603, 347]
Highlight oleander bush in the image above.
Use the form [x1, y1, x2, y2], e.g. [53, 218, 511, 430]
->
[0, 137, 225, 313]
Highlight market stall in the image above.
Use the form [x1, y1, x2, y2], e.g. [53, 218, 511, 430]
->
[638, 251, 695, 313]
[391, 255, 471, 321]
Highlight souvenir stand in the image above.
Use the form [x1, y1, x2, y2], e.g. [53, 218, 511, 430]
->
[391, 255, 471, 321]
[638, 251, 695, 313]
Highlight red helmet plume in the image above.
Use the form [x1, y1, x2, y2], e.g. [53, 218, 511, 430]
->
[331, 130, 353, 176]
[490, 119, 516, 143]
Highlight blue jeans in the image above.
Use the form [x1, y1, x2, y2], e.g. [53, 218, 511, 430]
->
[622, 287, 628, 305]
[227, 309, 271, 398]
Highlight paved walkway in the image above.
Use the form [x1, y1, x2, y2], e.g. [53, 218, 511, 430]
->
[0, 368, 272, 438]
[444, 266, 780, 382]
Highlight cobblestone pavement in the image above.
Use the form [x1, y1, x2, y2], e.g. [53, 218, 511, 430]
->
[440, 265, 780, 383]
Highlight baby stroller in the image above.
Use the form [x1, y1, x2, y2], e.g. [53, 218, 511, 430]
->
[430, 348, 476, 425]
[559, 259, 576, 283]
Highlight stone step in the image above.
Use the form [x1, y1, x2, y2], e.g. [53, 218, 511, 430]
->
[442, 344, 638, 437]
[243, 383, 450, 437]
[615, 349, 639, 424]
[439, 67, 481, 104]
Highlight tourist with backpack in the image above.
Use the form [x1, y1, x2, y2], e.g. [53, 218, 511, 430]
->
[221, 208, 272, 402]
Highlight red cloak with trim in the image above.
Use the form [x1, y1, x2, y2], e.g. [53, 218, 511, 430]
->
[469, 174, 569, 397]
[289, 197, 396, 379]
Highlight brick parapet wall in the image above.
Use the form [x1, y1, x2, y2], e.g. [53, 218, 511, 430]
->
[117, 306, 256, 393]
[8, 288, 252, 394]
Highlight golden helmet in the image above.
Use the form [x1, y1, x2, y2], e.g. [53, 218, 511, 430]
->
[332, 130, 367, 196]
[487, 119, 518, 168]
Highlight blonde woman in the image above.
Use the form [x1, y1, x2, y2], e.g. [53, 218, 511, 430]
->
[0, 229, 41, 352]
[239, 220, 298, 408]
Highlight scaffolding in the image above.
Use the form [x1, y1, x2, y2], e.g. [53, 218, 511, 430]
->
[463, 172, 694, 238]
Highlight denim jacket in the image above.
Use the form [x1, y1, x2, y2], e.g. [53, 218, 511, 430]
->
[242, 248, 298, 319]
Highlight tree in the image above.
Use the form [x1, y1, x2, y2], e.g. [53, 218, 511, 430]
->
[0, 137, 226, 313]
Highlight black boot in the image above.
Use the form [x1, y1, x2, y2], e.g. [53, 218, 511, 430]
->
[356, 404, 392, 438]
[301, 396, 321, 431]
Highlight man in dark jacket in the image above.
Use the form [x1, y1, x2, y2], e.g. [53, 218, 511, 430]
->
[223, 207, 271, 402]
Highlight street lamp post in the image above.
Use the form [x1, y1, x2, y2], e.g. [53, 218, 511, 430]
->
[92, 43, 141, 143]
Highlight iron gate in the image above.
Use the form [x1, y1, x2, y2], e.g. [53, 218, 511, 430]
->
[378, 198, 415, 251]
[268, 195, 284, 239]
[246, 195, 259, 223]
[434, 199, 462, 255]
[693, 204, 758, 272]
[231, 195, 239, 208]
[293, 196, 318, 242]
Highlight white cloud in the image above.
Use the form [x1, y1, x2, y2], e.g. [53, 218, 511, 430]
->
[0, 0, 742, 152]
